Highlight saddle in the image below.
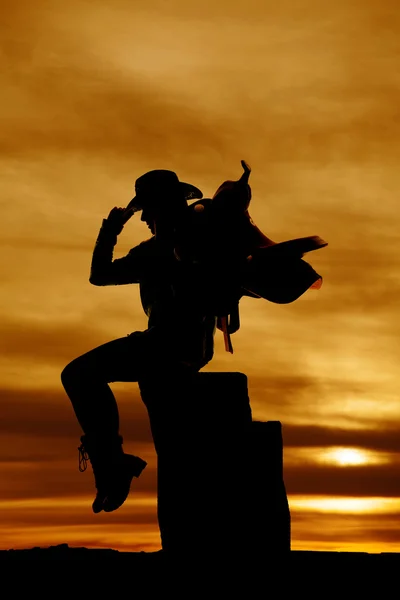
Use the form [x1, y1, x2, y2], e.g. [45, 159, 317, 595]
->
[174, 160, 327, 353]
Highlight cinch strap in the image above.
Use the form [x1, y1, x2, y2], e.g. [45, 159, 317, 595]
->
[220, 316, 234, 354]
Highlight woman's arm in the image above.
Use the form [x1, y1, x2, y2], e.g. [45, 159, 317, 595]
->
[89, 207, 147, 286]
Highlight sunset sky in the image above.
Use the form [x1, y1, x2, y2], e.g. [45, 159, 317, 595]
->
[1, 0, 400, 554]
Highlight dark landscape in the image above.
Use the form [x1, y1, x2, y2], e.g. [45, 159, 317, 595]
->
[1, 543, 399, 568]
[1, 544, 398, 593]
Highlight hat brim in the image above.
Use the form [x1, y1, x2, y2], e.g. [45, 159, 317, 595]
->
[126, 182, 203, 213]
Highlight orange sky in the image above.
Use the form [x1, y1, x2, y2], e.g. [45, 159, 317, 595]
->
[1, 0, 400, 553]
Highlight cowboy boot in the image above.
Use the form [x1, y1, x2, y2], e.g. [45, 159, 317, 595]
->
[78, 434, 147, 514]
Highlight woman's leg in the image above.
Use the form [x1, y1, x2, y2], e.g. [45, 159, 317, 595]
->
[60, 334, 151, 437]
[60, 333, 153, 512]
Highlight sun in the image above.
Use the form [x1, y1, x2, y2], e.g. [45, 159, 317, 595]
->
[323, 447, 369, 466]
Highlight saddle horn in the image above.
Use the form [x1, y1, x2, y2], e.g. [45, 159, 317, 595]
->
[211, 159, 275, 254]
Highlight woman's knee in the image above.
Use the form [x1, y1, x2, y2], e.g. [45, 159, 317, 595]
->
[61, 355, 91, 388]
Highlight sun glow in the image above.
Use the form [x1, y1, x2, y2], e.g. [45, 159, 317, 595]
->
[321, 447, 370, 466]
[290, 496, 400, 514]
[284, 446, 390, 467]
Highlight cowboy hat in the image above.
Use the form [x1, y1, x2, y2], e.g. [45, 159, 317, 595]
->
[126, 169, 203, 213]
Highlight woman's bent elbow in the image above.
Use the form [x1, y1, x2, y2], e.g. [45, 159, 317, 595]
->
[89, 275, 107, 286]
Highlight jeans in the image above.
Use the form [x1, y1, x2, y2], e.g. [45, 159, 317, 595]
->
[60, 328, 204, 439]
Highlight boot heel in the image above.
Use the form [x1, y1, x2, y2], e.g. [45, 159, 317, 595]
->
[128, 455, 148, 478]
[102, 455, 148, 513]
